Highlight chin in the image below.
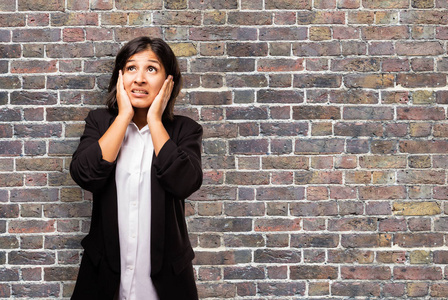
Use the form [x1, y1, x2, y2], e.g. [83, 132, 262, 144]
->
[130, 99, 154, 109]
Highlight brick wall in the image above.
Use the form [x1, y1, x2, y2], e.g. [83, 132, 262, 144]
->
[1, 0, 448, 298]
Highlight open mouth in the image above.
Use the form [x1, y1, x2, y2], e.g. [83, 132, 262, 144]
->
[131, 89, 149, 95]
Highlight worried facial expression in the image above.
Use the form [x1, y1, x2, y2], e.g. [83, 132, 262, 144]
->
[122, 49, 167, 109]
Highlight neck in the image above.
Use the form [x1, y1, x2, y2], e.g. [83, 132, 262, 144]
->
[132, 108, 148, 130]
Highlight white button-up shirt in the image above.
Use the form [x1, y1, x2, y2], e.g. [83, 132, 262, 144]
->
[115, 122, 159, 300]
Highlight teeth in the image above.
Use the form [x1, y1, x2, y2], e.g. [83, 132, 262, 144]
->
[132, 90, 148, 94]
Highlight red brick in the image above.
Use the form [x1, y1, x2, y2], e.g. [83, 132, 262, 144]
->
[401, 10, 448, 24]
[359, 186, 406, 200]
[394, 266, 442, 280]
[362, 26, 409, 40]
[297, 11, 345, 24]
[18, 0, 64, 11]
[341, 266, 391, 280]
[328, 217, 377, 231]
[265, 0, 311, 9]
[332, 282, 381, 297]
[260, 27, 307, 41]
[258, 58, 303, 72]
[394, 233, 443, 248]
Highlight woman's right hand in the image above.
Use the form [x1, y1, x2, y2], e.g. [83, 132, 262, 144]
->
[116, 70, 134, 121]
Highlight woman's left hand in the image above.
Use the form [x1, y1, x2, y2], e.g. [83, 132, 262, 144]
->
[147, 75, 174, 124]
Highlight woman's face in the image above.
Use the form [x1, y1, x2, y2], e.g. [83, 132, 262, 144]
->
[122, 48, 167, 109]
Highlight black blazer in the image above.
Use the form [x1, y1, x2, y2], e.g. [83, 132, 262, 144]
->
[70, 109, 202, 299]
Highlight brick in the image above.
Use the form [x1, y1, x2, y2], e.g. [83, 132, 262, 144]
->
[379, 218, 407, 231]
[359, 186, 406, 200]
[409, 250, 431, 264]
[9, 220, 55, 234]
[258, 282, 305, 297]
[291, 266, 337, 280]
[362, 26, 409, 40]
[18, 0, 64, 11]
[343, 106, 393, 120]
[394, 233, 443, 247]
[290, 201, 338, 216]
[333, 282, 381, 297]
[307, 282, 329, 296]
[262, 156, 308, 170]
[255, 218, 300, 231]
[15, 124, 62, 138]
[265, 0, 311, 9]
[115, 0, 162, 9]
[223, 234, 264, 248]
[349, 11, 374, 24]
[9, 251, 55, 265]
[341, 233, 388, 248]
[114, 27, 162, 42]
[257, 90, 303, 103]
[341, 266, 391, 280]
[431, 283, 448, 297]
[329, 217, 377, 231]
[228, 12, 272, 25]
[190, 27, 256, 41]
[51, 12, 98, 26]
[259, 27, 307, 41]
[394, 266, 442, 280]
[382, 58, 410, 72]
[363, 0, 409, 8]
[257, 187, 304, 200]
[0, 141, 22, 156]
[294, 74, 342, 88]
[44, 267, 78, 281]
[153, 11, 201, 26]
[397, 73, 446, 88]
[12, 283, 60, 297]
[224, 266, 264, 280]
[297, 11, 345, 24]
[369, 41, 394, 55]
[397, 41, 444, 56]
[335, 122, 382, 137]
[191, 58, 254, 72]
[295, 139, 344, 154]
[332, 57, 380, 72]
[293, 106, 340, 120]
[401, 10, 448, 24]
[345, 74, 394, 89]
[293, 41, 341, 56]
[10, 189, 58, 202]
[393, 202, 441, 216]
[291, 234, 338, 248]
[0, 14, 26, 27]
[258, 58, 303, 72]
[254, 249, 301, 263]
[197, 283, 235, 298]
[330, 90, 378, 104]
[397, 170, 445, 184]
[13, 29, 60, 42]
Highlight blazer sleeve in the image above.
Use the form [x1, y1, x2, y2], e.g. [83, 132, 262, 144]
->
[70, 110, 116, 193]
[153, 118, 203, 199]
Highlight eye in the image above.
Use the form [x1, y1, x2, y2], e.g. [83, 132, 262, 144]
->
[147, 66, 156, 72]
[126, 66, 136, 72]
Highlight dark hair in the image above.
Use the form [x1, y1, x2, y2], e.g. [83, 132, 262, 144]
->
[106, 36, 182, 120]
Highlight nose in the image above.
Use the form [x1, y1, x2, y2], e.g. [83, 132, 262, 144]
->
[134, 70, 146, 84]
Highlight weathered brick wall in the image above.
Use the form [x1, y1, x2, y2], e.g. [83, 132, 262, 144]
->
[1, 0, 448, 298]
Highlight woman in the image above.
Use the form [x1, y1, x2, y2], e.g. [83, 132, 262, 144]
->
[70, 37, 203, 300]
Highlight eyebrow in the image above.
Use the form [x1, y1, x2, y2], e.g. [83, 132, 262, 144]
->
[126, 59, 161, 66]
